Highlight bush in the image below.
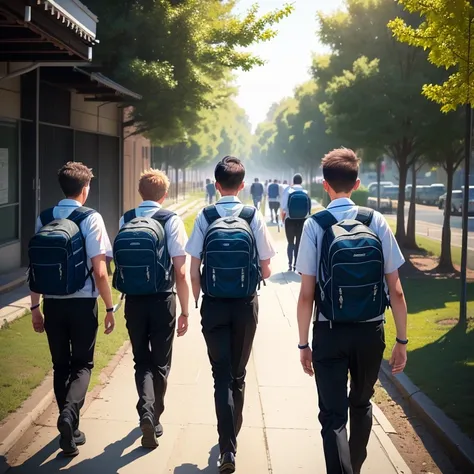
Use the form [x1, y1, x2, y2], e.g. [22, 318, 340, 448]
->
[352, 186, 369, 206]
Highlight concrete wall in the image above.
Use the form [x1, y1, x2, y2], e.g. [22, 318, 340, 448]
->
[70, 93, 120, 136]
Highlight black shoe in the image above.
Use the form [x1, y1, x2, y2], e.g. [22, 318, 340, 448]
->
[293, 266, 296, 272]
[140, 416, 158, 449]
[218, 452, 236, 473]
[288, 265, 293, 272]
[74, 429, 86, 446]
[155, 422, 163, 438]
[57, 415, 79, 457]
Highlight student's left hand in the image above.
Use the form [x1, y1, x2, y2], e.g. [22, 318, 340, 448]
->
[300, 347, 314, 376]
[104, 312, 115, 335]
[177, 314, 188, 337]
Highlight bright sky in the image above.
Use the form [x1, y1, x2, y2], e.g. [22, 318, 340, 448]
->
[234, 0, 346, 130]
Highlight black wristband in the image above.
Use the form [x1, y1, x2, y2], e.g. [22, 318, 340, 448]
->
[298, 343, 309, 350]
[30, 304, 40, 311]
[106, 307, 114, 313]
[396, 337, 408, 345]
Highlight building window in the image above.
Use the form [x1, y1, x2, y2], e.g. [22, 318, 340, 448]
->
[0, 121, 19, 246]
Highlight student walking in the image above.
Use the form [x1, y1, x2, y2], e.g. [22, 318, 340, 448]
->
[250, 177, 264, 210]
[186, 156, 275, 473]
[29, 162, 115, 457]
[267, 178, 281, 224]
[114, 169, 190, 449]
[296, 148, 408, 474]
[281, 173, 311, 271]
[206, 178, 217, 204]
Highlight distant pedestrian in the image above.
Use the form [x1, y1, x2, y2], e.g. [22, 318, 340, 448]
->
[186, 157, 275, 473]
[29, 162, 115, 457]
[296, 148, 408, 474]
[267, 179, 281, 224]
[114, 169, 190, 449]
[250, 177, 264, 210]
[281, 174, 311, 271]
[205, 178, 216, 204]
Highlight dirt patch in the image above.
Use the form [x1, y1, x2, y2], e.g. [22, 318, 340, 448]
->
[374, 376, 462, 474]
[436, 319, 458, 326]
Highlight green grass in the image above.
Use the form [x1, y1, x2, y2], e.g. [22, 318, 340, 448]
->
[381, 221, 474, 438]
[0, 285, 128, 422]
[184, 210, 199, 237]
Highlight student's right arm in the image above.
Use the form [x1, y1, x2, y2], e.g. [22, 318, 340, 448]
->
[252, 212, 276, 278]
[173, 255, 190, 337]
[190, 257, 201, 304]
[185, 212, 205, 306]
[386, 270, 408, 375]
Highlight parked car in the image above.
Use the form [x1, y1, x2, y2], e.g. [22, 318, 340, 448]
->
[380, 185, 399, 200]
[367, 181, 394, 194]
[367, 196, 393, 214]
[439, 188, 474, 215]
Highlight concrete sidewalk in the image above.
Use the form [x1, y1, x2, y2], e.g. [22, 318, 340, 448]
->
[6, 238, 410, 474]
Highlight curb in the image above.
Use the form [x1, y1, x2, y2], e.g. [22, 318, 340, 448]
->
[380, 360, 474, 473]
[0, 340, 131, 460]
[0, 277, 26, 296]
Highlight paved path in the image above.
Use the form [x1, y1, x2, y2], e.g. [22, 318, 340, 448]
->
[6, 213, 410, 474]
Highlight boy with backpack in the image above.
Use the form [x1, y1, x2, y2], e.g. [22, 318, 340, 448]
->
[296, 148, 408, 474]
[267, 178, 281, 224]
[29, 162, 115, 457]
[250, 177, 264, 210]
[186, 156, 275, 473]
[281, 173, 311, 272]
[113, 169, 190, 449]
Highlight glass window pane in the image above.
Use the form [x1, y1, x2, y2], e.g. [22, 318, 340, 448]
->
[0, 122, 19, 204]
[0, 205, 19, 245]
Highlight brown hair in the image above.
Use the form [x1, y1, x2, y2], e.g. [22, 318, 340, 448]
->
[58, 161, 93, 198]
[138, 169, 170, 201]
[321, 148, 360, 193]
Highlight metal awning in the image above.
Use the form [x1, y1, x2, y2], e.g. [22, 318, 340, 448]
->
[40, 66, 142, 102]
[0, 0, 97, 61]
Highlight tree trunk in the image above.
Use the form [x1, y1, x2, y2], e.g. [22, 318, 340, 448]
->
[395, 157, 408, 244]
[438, 161, 455, 272]
[175, 167, 179, 202]
[405, 164, 418, 249]
[183, 168, 186, 199]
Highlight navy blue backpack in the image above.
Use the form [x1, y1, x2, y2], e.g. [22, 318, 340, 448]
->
[28, 207, 95, 296]
[201, 206, 261, 299]
[113, 209, 175, 295]
[287, 190, 311, 219]
[313, 207, 389, 322]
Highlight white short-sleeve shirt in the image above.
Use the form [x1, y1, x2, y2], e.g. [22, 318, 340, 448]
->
[185, 196, 276, 261]
[35, 199, 113, 299]
[119, 201, 188, 259]
[295, 197, 405, 322]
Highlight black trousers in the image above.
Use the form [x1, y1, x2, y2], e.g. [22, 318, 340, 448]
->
[201, 295, 258, 455]
[43, 298, 98, 429]
[125, 293, 176, 424]
[312, 321, 385, 474]
[285, 218, 305, 266]
[269, 201, 280, 220]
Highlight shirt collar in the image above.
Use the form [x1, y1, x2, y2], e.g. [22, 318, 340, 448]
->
[58, 199, 81, 207]
[217, 196, 241, 204]
[139, 200, 161, 208]
[327, 197, 355, 209]
[291, 185, 303, 189]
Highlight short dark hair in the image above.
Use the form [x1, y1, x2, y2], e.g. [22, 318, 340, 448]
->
[254, 177, 259, 182]
[58, 161, 93, 197]
[273, 179, 278, 183]
[214, 156, 245, 190]
[322, 148, 360, 193]
[293, 173, 303, 185]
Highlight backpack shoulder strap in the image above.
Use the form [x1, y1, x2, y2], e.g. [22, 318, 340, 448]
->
[203, 205, 220, 225]
[39, 208, 54, 226]
[68, 206, 96, 226]
[152, 208, 176, 226]
[355, 207, 374, 226]
[123, 209, 136, 224]
[239, 206, 256, 225]
[311, 209, 338, 231]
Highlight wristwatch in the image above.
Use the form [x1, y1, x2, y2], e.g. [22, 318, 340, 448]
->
[106, 307, 114, 313]
[180, 313, 189, 318]
[298, 343, 309, 350]
[396, 337, 408, 345]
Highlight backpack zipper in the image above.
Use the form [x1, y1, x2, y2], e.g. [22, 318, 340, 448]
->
[119, 267, 124, 281]
[338, 287, 343, 309]
[373, 284, 378, 301]
[212, 268, 216, 287]
[59, 264, 63, 280]
[146, 266, 150, 282]
[241, 268, 245, 287]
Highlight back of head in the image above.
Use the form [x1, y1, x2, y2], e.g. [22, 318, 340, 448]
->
[321, 148, 360, 193]
[139, 168, 170, 201]
[293, 173, 303, 186]
[273, 179, 278, 183]
[58, 161, 93, 198]
[215, 156, 245, 191]
[283, 180, 288, 185]
[254, 177, 259, 183]
[206, 178, 210, 185]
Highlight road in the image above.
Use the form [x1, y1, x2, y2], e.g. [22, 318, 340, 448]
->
[406, 203, 474, 232]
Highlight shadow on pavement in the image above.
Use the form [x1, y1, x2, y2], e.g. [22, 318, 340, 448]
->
[173, 445, 219, 474]
[9, 428, 147, 474]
